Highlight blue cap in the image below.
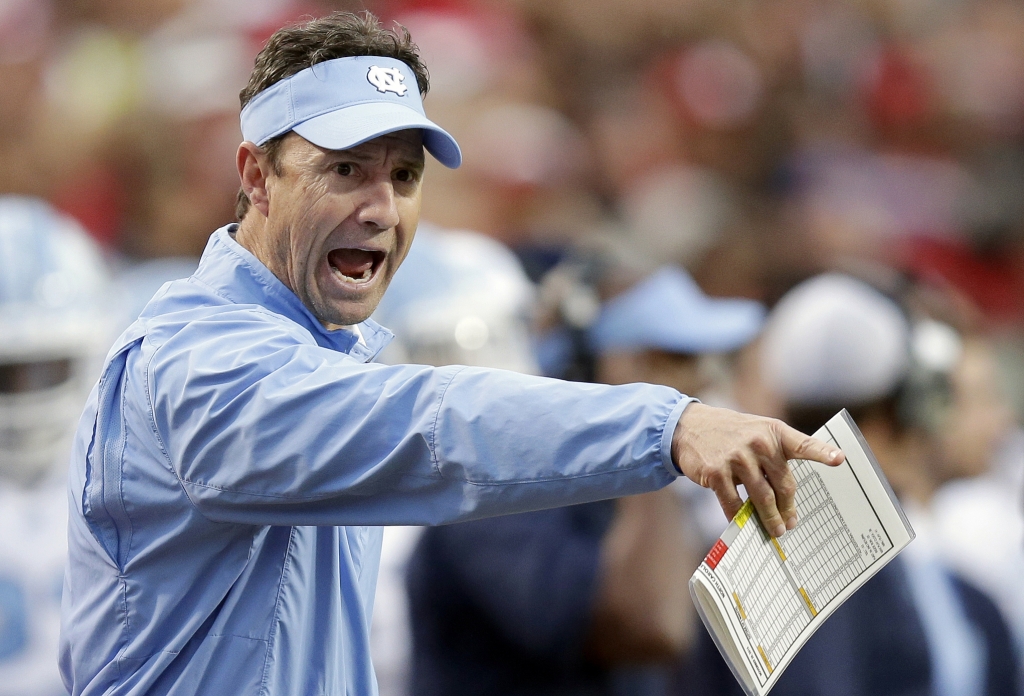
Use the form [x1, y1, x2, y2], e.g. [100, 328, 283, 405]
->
[240, 55, 462, 168]
[588, 266, 765, 354]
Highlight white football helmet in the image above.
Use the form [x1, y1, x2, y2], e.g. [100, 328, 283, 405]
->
[0, 196, 113, 484]
[373, 224, 539, 374]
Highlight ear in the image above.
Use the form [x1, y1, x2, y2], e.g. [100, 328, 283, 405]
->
[237, 142, 272, 218]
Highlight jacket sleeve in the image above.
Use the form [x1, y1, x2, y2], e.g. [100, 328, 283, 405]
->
[147, 310, 690, 526]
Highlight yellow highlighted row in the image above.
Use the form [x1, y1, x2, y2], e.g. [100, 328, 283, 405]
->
[758, 645, 774, 674]
[771, 537, 787, 561]
[735, 501, 754, 529]
[733, 592, 747, 620]
[799, 587, 818, 616]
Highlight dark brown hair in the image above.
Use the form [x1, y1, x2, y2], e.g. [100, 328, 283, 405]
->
[235, 11, 429, 220]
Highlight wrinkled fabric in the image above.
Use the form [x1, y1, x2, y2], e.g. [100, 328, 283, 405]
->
[60, 226, 690, 696]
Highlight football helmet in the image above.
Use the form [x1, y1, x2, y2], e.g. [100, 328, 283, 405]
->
[0, 196, 113, 484]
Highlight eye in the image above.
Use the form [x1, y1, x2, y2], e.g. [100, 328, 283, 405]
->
[335, 163, 354, 176]
[394, 168, 413, 183]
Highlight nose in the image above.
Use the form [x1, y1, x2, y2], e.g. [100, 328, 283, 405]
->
[355, 178, 400, 231]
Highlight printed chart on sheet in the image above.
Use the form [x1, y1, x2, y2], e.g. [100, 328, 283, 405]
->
[716, 429, 892, 673]
[689, 411, 915, 696]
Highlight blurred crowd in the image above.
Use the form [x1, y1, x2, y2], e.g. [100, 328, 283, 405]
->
[3, 0, 1024, 694]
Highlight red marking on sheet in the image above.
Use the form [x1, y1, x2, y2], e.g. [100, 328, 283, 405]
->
[705, 539, 728, 569]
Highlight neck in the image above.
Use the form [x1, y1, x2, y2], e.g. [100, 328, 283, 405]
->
[234, 214, 267, 260]
[231, 214, 350, 333]
[233, 214, 295, 299]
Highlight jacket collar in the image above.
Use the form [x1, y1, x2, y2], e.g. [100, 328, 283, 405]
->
[193, 225, 394, 360]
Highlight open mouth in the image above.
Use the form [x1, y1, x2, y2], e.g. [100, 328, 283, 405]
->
[327, 248, 385, 283]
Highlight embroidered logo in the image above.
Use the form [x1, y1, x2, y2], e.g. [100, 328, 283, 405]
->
[366, 66, 408, 96]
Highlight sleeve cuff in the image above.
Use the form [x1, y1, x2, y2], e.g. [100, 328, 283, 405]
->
[659, 396, 699, 477]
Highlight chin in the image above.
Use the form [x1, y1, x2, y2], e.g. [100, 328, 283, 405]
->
[313, 295, 383, 329]
[310, 260, 394, 328]
[324, 308, 374, 328]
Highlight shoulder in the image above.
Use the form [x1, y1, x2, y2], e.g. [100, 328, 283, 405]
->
[143, 304, 323, 388]
[129, 281, 323, 393]
[140, 276, 315, 351]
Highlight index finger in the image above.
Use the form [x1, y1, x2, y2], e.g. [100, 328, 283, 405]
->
[779, 423, 845, 466]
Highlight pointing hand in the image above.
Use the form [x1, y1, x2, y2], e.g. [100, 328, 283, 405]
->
[671, 403, 845, 537]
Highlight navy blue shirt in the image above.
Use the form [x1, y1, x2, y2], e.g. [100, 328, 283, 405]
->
[408, 501, 671, 696]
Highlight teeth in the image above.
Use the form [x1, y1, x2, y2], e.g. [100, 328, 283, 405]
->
[331, 265, 374, 283]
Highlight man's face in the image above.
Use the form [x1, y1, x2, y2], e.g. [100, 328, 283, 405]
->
[258, 130, 425, 327]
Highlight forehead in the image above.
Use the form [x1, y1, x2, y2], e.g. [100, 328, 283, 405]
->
[347, 130, 424, 159]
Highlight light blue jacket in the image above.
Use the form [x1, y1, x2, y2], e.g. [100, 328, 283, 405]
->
[60, 226, 690, 696]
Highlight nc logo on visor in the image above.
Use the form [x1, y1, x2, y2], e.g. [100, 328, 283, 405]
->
[367, 66, 409, 96]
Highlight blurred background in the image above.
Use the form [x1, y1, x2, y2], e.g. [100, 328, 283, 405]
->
[3, 0, 1024, 694]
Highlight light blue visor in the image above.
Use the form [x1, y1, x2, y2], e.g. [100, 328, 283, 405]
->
[240, 55, 462, 168]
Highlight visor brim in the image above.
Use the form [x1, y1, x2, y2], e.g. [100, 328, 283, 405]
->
[292, 102, 462, 169]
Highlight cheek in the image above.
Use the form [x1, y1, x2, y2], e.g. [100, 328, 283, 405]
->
[271, 185, 314, 231]
[293, 183, 333, 226]
[399, 191, 421, 222]
[394, 200, 421, 258]
[292, 191, 353, 253]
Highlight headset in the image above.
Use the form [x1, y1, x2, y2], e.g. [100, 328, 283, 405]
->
[898, 316, 962, 434]
[759, 265, 965, 438]
[842, 264, 964, 436]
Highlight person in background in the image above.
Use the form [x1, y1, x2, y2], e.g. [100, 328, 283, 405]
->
[737, 273, 1018, 696]
[369, 222, 541, 696]
[407, 266, 766, 696]
[0, 196, 114, 696]
[930, 334, 1024, 663]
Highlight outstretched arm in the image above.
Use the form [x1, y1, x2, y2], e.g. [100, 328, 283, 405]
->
[672, 403, 845, 537]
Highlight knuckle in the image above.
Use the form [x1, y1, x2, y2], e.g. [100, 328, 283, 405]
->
[745, 472, 768, 493]
[706, 469, 727, 489]
[756, 496, 780, 517]
[741, 447, 761, 464]
[755, 484, 776, 506]
[778, 479, 797, 499]
[792, 435, 815, 456]
[749, 434, 773, 457]
[716, 487, 738, 505]
[726, 446, 744, 462]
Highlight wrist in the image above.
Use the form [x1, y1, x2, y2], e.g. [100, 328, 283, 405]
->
[664, 397, 699, 476]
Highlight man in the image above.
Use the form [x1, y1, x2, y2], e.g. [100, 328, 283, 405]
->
[59, 13, 842, 696]
[407, 266, 766, 696]
[0, 196, 113, 696]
